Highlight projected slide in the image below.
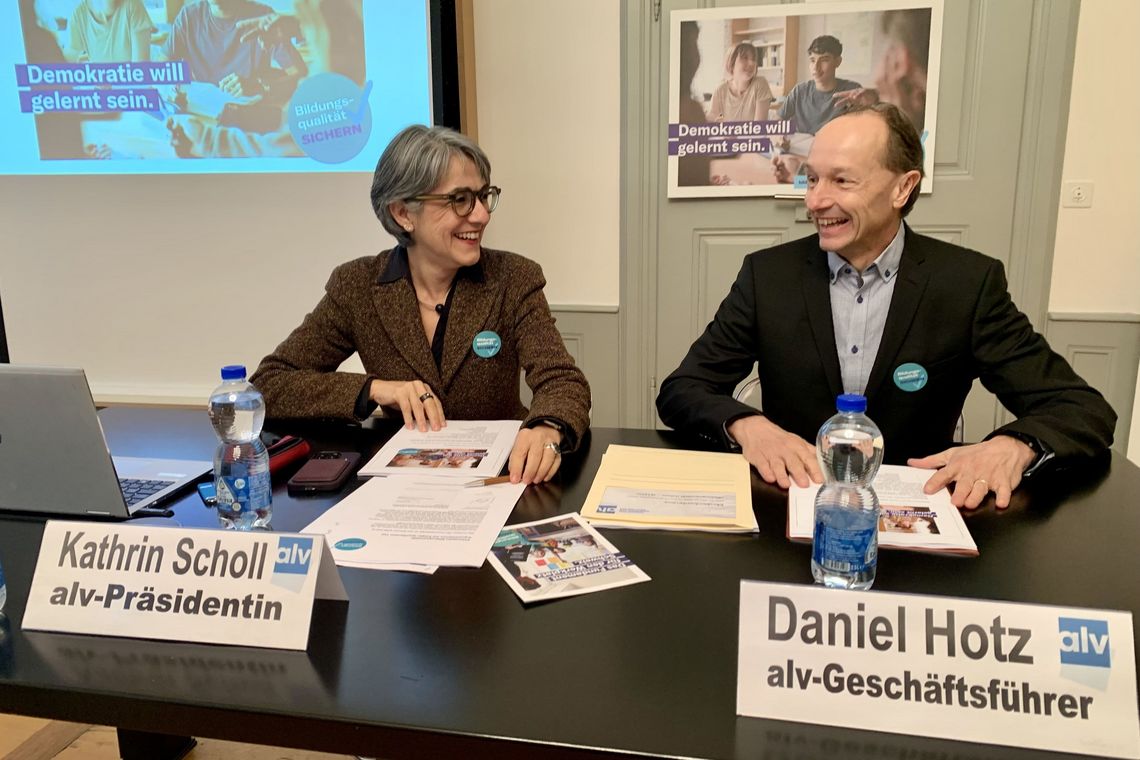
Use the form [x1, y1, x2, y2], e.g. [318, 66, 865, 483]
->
[2, 0, 433, 174]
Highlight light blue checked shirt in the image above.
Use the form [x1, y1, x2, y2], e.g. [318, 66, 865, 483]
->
[827, 223, 906, 395]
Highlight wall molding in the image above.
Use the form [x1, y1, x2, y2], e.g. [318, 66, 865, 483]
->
[99, 309, 625, 426]
[1008, 0, 1081, 334]
[1048, 312, 1140, 324]
[1045, 314, 1140, 454]
[550, 310, 621, 426]
[692, 228, 784, 336]
[933, 0, 981, 176]
[619, 0, 661, 427]
[549, 304, 620, 314]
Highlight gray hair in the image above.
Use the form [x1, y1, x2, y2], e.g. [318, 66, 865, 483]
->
[369, 125, 492, 247]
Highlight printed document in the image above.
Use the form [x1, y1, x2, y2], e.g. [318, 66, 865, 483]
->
[788, 464, 978, 555]
[359, 420, 521, 479]
[580, 445, 757, 533]
[301, 476, 525, 569]
[488, 513, 650, 603]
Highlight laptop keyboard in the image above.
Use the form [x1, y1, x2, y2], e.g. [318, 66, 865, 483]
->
[119, 477, 176, 506]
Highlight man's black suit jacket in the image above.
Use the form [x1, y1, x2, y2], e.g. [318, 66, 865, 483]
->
[656, 227, 1116, 465]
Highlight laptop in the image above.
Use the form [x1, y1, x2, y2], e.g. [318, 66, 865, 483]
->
[0, 365, 212, 518]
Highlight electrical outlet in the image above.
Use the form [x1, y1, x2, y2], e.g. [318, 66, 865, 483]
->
[1062, 181, 1094, 208]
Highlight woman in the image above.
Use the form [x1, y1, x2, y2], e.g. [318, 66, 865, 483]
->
[251, 125, 591, 485]
[66, 0, 152, 63]
[708, 42, 774, 122]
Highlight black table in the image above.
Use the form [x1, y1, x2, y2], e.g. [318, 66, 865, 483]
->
[0, 408, 1136, 759]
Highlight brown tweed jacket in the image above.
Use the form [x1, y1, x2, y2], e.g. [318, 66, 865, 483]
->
[250, 248, 591, 449]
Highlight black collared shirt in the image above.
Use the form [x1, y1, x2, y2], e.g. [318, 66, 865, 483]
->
[377, 246, 485, 369]
[376, 245, 485, 286]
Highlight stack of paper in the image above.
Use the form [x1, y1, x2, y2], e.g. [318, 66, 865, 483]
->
[301, 476, 526, 573]
[358, 420, 522, 479]
[302, 421, 528, 573]
[580, 445, 757, 533]
[788, 464, 978, 555]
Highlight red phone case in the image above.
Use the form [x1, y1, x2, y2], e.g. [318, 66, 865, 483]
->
[269, 438, 312, 475]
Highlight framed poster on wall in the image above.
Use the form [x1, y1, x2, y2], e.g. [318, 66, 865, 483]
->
[668, 0, 943, 198]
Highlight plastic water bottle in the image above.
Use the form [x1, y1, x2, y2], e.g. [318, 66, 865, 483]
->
[811, 394, 884, 590]
[208, 365, 272, 530]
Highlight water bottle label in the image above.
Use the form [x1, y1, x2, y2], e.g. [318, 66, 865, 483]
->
[216, 472, 248, 512]
[247, 470, 271, 509]
[812, 524, 877, 574]
[217, 469, 270, 512]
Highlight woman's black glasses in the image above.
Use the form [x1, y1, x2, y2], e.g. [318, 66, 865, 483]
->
[409, 185, 501, 216]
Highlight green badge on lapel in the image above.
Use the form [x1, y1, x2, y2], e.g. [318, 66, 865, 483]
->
[473, 331, 501, 358]
[893, 362, 928, 392]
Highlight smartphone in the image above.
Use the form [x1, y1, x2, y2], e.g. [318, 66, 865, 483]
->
[286, 451, 362, 496]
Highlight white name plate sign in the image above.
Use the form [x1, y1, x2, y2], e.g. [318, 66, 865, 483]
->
[738, 581, 1140, 759]
[23, 521, 348, 651]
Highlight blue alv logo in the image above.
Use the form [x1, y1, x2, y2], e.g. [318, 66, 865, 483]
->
[1059, 617, 1110, 668]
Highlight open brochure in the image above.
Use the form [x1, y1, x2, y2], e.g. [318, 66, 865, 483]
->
[788, 464, 978, 556]
[359, 420, 522, 479]
[580, 445, 757, 533]
[488, 513, 650, 603]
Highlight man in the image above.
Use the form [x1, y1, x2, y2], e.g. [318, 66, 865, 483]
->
[657, 103, 1115, 510]
[779, 35, 869, 136]
[164, 0, 305, 101]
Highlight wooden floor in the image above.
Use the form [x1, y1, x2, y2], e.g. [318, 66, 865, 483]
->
[0, 714, 356, 760]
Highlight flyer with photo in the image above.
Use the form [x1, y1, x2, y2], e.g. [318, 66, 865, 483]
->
[358, 420, 520, 479]
[488, 514, 650, 603]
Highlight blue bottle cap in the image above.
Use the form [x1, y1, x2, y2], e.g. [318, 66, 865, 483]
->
[220, 365, 247, 381]
[836, 393, 867, 413]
